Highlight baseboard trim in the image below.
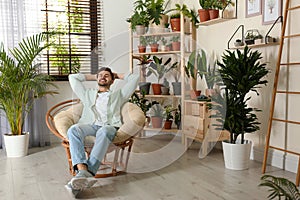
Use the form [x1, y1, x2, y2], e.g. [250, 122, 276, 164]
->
[252, 145, 299, 173]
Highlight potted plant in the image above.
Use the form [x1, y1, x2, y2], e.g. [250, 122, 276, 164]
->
[211, 46, 269, 170]
[160, 37, 169, 52]
[0, 33, 57, 157]
[174, 104, 181, 129]
[138, 35, 148, 53]
[170, 35, 180, 51]
[129, 91, 158, 127]
[198, 0, 211, 22]
[163, 105, 177, 129]
[185, 49, 207, 99]
[147, 35, 161, 52]
[161, 78, 170, 95]
[205, 59, 220, 97]
[171, 65, 181, 95]
[170, 12, 181, 32]
[127, 0, 150, 34]
[149, 103, 164, 128]
[146, 55, 178, 95]
[133, 55, 152, 94]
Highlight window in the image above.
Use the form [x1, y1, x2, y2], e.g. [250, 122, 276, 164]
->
[41, 0, 104, 80]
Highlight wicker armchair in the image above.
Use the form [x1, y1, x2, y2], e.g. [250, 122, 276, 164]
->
[46, 99, 145, 178]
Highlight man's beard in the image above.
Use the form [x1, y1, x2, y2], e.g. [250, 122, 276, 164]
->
[98, 82, 110, 87]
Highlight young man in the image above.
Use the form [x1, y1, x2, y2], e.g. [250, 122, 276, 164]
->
[66, 67, 139, 197]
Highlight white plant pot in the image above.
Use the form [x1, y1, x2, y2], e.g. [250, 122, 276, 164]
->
[3, 132, 29, 157]
[222, 140, 252, 170]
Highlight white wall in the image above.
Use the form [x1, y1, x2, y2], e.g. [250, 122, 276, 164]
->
[47, 0, 300, 173]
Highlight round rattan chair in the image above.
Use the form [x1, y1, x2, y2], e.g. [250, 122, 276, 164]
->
[46, 99, 145, 178]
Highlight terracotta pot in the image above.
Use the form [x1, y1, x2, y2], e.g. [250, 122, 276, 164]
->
[198, 9, 210, 22]
[151, 117, 163, 128]
[171, 41, 180, 51]
[152, 83, 162, 95]
[209, 9, 219, 20]
[170, 18, 181, 32]
[150, 44, 159, 52]
[138, 45, 146, 53]
[164, 120, 173, 129]
[190, 90, 201, 100]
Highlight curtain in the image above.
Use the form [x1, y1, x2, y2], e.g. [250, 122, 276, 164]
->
[0, 0, 50, 148]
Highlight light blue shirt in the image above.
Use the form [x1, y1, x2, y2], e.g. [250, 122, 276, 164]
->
[68, 72, 139, 127]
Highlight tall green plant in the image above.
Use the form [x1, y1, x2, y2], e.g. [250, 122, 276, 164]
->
[211, 46, 269, 144]
[0, 33, 58, 135]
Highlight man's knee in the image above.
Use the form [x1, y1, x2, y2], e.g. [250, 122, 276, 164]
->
[101, 125, 116, 141]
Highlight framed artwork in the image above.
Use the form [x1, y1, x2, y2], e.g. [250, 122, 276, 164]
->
[246, 0, 261, 17]
[262, 0, 282, 25]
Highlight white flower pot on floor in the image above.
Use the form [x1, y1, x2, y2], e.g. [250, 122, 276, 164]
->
[3, 132, 29, 157]
[222, 140, 252, 170]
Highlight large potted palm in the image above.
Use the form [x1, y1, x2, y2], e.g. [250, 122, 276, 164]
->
[0, 33, 57, 157]
[211, 46, 269, 170]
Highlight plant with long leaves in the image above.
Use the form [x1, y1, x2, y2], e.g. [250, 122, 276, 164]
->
[147, 56, 178, 83]
[0, 32, 58, 135]
[259, 174, 300, 200]
[210, 46, 269, 144]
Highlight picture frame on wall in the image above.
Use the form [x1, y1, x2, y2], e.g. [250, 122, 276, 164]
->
[246, 0, 261, 17]
[262, 0, 282, 25]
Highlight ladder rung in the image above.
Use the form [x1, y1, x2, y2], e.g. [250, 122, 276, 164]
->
[288, 6, 300, 11]
[269, 145, 300, 157]
[281, 62, 300, 66]
[277, 91, 300, 94]
[283, 34, 300, 39]
[272, 118, 300, 125]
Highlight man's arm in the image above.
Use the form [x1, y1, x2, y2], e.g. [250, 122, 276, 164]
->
[85, 74, 97, 81]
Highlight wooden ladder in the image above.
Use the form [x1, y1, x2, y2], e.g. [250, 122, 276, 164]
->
[262, 0, 300, 186]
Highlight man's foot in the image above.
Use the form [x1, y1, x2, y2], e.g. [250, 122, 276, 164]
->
[65, 181, 81, 198]
[71, 170, 97, 190]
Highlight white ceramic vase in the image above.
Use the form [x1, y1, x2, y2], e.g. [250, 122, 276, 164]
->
[222, 140, 252, 170]
[3, 132, 29, 157]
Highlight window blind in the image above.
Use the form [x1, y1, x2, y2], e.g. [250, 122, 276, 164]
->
[41, 0, 104, 80]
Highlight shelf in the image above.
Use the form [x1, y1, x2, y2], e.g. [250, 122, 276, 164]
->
[198, 17, 235, 26]
[143, 127, 180, 133]
[230, 42, 280, 49]
[145, 94, 181, 98]
[133, 51, 181, 56]
[133, 31, 180, 38]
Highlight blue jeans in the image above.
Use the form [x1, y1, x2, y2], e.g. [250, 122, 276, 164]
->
[67, 124, 117, 175]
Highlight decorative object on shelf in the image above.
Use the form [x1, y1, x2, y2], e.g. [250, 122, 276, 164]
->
[262, 0, 282, 25]
[161, 78, 170, 95]
[147, 55, 178, 95]
[160, 37, 169, 52]
[129, 91, 157, 127]
[163, 105, 177, 129]
[138, 35, 147, 53]
[170, 35, 180, 51]
[259, 174, 300, 199]
[245, 29, 261, 45]
[127, 0, 150, 33]
[170, 12, 181, 32]
[174, 104, 181, 129]
[234, 39, 244, 47]
[198, 0, 210, 22]
[171, 66, 181, 95]
[246, 0, 261, 18]
[211, 46, 269, 170]
[147, 35, 161, 52]
[149, 103, 164, 128]
[133, 55, 152, 94]
[186, 49, 207, 99]
[0, 33, 58, 157]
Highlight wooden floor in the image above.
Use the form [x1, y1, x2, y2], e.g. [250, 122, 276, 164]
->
[0, 134, 297, 200]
